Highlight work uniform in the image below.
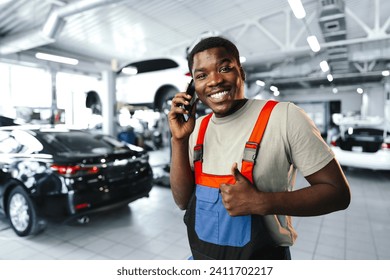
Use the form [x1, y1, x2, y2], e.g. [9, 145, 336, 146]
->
[185, 99, 334, 259]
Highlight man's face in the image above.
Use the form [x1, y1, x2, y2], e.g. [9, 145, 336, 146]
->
[192, 47, 245, 118]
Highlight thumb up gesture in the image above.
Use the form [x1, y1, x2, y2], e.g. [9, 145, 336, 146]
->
[220, 163, 265, 216]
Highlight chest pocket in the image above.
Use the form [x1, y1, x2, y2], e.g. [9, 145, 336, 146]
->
[195, 184, 251, 247]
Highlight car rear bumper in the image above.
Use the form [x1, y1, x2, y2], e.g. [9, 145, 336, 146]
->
[331, 146, 390, 170]
[33, 172, 154, 222]
[62, 189, 152, 224]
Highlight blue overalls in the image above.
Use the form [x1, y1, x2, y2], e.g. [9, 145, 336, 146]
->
[184, 100, 280, 259]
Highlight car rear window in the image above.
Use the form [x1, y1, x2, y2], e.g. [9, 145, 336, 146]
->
[339, 127, 390, 153]
[345, 128, 389, 140]
[40, 131, 125, 154]
[122, 58, 179, 74]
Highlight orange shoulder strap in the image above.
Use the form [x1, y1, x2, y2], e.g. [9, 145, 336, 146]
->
[196, 113, 212, 146]
[241, 100, 278, 183]
[194, 100, 278, 184]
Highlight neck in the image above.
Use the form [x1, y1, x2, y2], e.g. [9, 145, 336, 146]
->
[215, 98, 248, 118]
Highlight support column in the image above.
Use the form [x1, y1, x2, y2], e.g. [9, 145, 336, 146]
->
[50, 69, 58, 126]
[384, 77, 390, 124]
[101, 70, 117, 137]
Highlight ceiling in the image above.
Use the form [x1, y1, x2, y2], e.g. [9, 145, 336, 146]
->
[0, 0, 389, 91]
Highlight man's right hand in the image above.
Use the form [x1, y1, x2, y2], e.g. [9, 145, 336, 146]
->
[168, 92, 198, 141]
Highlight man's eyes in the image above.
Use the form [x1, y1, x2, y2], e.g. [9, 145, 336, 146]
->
[195, 66, 233, 79]
[195, 73, 206, 80]
[220, 66, 232, 72]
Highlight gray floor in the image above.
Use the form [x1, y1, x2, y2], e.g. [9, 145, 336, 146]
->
[1, 147, 390, 260]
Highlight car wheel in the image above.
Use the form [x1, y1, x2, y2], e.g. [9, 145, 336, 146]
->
[158, 88, 176, 113]
[7, 186, 43, 236]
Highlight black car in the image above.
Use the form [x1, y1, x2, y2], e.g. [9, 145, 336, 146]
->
[0, 115, 18, 126]
[0, 126, 153, 236]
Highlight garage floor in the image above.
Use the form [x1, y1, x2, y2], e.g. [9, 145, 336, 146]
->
[1, 147, 390, 260]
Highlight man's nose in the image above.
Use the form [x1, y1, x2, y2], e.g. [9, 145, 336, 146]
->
[207, 72, 223, 87]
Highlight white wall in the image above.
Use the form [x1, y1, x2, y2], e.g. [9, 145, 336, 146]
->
[279, 84, 386, 118]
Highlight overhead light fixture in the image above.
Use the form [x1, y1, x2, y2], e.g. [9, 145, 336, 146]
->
[382, 70, 390, 77]
[288, 0, 306, 19]
[307, 35, 321, 52]
[327, 74, 333, 82]
[256, 80, 265, 86]
[357, 87, 363, 94]
[240, 56, 247, 63]
[270, 85, 278, 92]
[273, 91, 280, 97]
[35, 52, 79, 65]
[0, 0, 12, 5]
[332, 87, 338, 94]
[320, 60, 330, 72]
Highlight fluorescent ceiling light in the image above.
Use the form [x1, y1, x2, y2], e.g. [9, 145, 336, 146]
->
[320, 60, 330, 72]
[288, 0, 306, 19]
[0, 0, 12, 5]
[35, 52, 79, 65]
[357, 88, 363, 94]
[327, 74, 333, 82]
[273, 91, 280, 97]
[382, 70, 390, 76]
[307, 35, 321, 52]
[270, 85, 278, 92]
[256, 80, 265, 86]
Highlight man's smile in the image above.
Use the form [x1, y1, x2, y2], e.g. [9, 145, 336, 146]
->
[209, 90, 229, 100]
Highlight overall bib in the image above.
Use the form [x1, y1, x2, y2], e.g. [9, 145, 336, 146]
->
[184, 100, 279, 259]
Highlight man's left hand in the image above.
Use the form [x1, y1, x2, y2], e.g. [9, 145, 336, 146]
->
[220, 163, 263, 216]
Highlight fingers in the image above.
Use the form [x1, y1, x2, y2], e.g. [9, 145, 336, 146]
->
[168, 93, 191, 124]
[168, 92, 197, 140]
[219, 163, 240, 194]
[219, 163, 245, 191]
[188, 98, 199, 120]
[231, 162, 246, 182]
[170, 92, 193, 113]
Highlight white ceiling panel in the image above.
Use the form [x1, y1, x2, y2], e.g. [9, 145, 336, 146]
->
[0, 0, 388, 90]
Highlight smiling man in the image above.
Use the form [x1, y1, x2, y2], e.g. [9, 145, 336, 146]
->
[168, 36, 351, 260]
[190, 45, 246, 118]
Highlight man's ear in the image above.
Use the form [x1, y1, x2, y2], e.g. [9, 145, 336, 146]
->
[240, 67, 246, 81]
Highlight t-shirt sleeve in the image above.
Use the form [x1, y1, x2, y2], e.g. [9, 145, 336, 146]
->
[286, 103, 334, 177]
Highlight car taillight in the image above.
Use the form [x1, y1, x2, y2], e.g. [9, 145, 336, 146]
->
[51, 164, 100, 176]
[51, 165, 80, 175]
[88, 166, 100, 173]
[75, 203, 91, 210]
[381, 142, 390, 150]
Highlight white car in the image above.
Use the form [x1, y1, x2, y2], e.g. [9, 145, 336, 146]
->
[116, 56, 191, 112]
[331, 126, 390, 170]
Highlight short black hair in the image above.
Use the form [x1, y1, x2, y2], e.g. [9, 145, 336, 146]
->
[187, 36, 241, 75]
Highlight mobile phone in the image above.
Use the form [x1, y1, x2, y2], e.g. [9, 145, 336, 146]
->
[183, 79, 197, 121]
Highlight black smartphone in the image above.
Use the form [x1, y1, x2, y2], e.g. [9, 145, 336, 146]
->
[183, 79, 197, 121]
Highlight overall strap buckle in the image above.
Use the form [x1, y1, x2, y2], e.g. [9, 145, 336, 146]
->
[243, 141, 259, 163]
[193, 144, 204, 162]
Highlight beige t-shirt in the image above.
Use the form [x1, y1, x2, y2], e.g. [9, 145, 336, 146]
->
[188, 99, 334, 246]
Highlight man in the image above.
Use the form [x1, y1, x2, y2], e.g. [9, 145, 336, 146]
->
[168, 36, 350, 260]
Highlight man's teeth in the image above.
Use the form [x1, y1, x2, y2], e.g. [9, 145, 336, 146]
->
[210, 91, 228, 99]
